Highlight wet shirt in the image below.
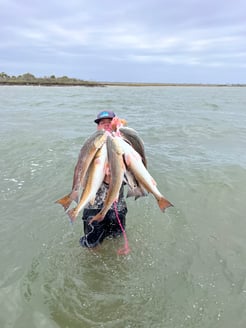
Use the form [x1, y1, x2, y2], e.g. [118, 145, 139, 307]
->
[85, 182, 127, 211]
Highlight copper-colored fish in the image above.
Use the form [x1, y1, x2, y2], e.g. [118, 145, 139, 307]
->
[67, 143, 108, 222]
[90, 135, 126, 223]
[55, 130, 107, 211]
[117, 137, 173, 212]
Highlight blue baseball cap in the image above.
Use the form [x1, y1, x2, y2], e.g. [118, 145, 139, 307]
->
[94, 111, 116, 124]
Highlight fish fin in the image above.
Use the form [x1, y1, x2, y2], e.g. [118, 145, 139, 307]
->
[123, 174, 137, 189]
[67, 208, 77, 223]
[55, 194, 72, 211]
[158, 197, 173, 212]
[135, 189, 149, 200]
[123, 175, 128, 185]
[127, 187, 147, 199]
[126, 190, 136, 198]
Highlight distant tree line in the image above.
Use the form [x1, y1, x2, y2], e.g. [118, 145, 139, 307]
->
[1, 72, 244, 87]
[0, 72, 103, 86]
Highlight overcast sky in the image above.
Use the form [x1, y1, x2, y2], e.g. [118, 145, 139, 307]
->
[1, 0, 246, 83]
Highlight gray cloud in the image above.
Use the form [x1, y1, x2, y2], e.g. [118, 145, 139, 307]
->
[1, 0, 246, 83]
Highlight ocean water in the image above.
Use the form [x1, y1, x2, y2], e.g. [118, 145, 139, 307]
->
[0, 85, 246, 328]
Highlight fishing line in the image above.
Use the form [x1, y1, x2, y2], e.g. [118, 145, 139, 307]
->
[113, 201, 130, 255]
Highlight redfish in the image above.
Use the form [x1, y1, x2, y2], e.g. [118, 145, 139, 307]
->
[117, 137, 173, 212]
[55, 130, 107, 211]
[90, 135, 126, 223]
[67, 143, 108, 222]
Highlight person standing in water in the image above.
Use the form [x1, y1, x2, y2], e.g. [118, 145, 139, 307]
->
[79, 111, 128, 248]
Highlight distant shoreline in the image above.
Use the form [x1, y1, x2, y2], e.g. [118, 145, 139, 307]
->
[102, 82, 246, 87]
[0, 81, 104, 87]
[0, 81, 245, 87]
[0, 73, 245, 87]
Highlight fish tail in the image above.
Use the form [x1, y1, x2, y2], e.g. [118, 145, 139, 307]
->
[55, 194, 73, 211]
[158, 197, 173, 212]
[67, 208, 77, 223]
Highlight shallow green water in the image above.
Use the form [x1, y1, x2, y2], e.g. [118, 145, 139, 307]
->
[0, 85, 246, 327]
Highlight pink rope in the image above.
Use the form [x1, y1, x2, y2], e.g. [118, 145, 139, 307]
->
[113, 202, 130, 255]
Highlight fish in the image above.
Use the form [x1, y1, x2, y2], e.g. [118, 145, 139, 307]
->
[117, 137, 173, 212]
[119, 126, 147, 167]
[55, 130, 107, 211]
[124, 169, 148, 199]
[66, 143, 108, 222]
[89, 135, 126, 223]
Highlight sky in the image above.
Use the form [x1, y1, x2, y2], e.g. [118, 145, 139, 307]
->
[1, 0, 246, 84]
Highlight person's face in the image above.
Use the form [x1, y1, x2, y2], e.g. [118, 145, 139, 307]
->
[97, 118, 112, 132]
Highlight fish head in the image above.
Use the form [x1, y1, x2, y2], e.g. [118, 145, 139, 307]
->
[93, 131, 108, 149]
